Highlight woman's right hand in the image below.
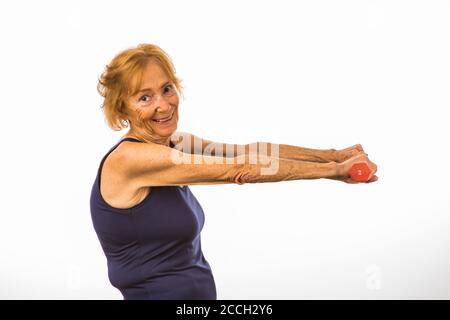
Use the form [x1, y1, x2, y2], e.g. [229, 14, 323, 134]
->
[334, 153, 378, 184]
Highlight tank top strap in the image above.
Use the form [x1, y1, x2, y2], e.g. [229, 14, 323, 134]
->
[119, 137, 175, 148]
[120, 137, 144, 144]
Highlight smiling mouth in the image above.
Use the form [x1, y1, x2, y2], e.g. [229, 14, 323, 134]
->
[152, 111, 174, 123]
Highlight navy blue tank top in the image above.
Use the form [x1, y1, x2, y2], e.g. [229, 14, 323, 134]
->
[89, 137, 216, 300]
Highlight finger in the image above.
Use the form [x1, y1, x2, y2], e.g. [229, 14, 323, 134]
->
[369, 163, 378, 180]
[344, 177, 359, 184]
[368, 171, 376, 181]
[352, 144, 364, 153]
[356, 150, 367, 156]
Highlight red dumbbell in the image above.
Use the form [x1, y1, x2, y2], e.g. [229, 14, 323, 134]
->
[349, 162, 371, 182]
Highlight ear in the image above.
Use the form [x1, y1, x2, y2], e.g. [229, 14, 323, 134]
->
[117, 102, 131, 127]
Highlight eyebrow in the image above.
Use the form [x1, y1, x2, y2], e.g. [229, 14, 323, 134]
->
[137, 81, 171, 94]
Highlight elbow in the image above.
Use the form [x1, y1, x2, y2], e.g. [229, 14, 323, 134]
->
[231, 163, 251, 185]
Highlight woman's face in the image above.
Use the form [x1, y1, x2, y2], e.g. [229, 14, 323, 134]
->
[125, 61, 179, 141]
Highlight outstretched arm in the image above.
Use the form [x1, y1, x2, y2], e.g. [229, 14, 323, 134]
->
[116, 138, 341, 188]
[116, 134, 376, 187]
[250, 142, 338, 163]
[171, 132, 344, 163]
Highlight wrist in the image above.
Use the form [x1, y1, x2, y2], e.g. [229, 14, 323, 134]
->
[329, 148, 341, 162]
[334, 161, 344, 178]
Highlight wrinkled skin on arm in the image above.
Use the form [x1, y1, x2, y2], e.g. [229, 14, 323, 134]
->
[170, 133, 378, 184]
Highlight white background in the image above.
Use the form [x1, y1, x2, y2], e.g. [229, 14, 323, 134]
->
[1, 0, 449, 299]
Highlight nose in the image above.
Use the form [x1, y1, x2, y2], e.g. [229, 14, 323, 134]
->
[154, 94, 171, 112]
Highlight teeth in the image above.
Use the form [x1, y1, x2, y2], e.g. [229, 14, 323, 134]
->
[154, 113, 173, 123]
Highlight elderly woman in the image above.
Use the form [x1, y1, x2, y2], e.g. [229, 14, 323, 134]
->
[90, 43, 378, 300]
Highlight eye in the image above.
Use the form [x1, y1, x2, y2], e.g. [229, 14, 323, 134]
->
[164, 85, 175, 95]
[139, 94, 152, 103]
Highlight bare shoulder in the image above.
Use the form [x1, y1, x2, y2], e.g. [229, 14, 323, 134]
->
[111, 140, 176, 178]
[113, 139, 172, 160]
[100, 143, 151, 208]
[101, 140, 165, 188]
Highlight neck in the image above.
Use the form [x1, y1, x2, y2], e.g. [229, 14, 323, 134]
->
[123, 127, 171, 147]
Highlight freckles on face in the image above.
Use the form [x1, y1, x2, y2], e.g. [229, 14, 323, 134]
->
[131, 99, 178, 133]
[127, 62, 180, 132]
[135, 105, 156, 123]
